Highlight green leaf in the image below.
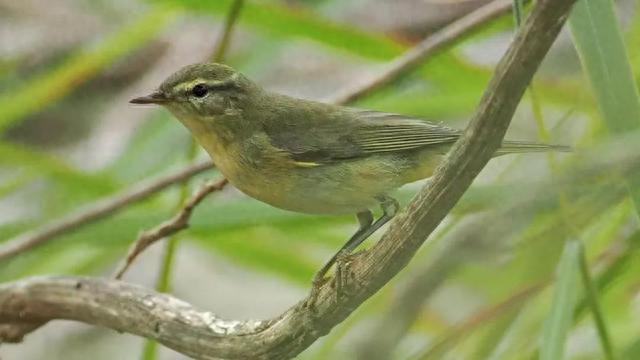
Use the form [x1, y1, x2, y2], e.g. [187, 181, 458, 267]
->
[622, 338, 640, 360]
[0, 141, 116, 194]
[569, 0, 640, 214]
[192, 229, 317, 285]
[0, 207, 172, 280]
[0, 172, 36, 200]
[104, 112, 192, 183]
[0, 7, 178, 133]
[540, 240, 581, 360]
[154, 0, 402, 60]
[472, 311, 521, 360]
[569, 0, 640, 133]
[577, 242, 615, 360]
[591, 231, 640, 302]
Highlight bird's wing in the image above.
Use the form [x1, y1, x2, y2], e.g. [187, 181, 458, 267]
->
[265, 108, 461, 164]
[349, 110, 461, 154]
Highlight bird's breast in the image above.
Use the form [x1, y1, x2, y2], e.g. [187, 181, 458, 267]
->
[193, 128, 297, 204]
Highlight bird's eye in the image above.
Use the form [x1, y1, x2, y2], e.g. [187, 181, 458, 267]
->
[191, 84, 208, 98]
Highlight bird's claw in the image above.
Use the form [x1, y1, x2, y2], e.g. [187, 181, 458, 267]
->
[335, 250, 356, 302]
[305, 250, 355, 309]
[305, 271, 330, 310]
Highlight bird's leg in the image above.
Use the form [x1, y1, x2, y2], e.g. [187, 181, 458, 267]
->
[335, 196, 399, 300]
[306, 196, 399, 307]
[309, 210, 373, 301]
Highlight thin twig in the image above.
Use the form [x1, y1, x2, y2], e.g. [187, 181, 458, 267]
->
[139, 13, 245, 360]
[210, 0, 245, 63]
[143, 0, 245, 322]
[146, 0, 244, 286]
[329, 0, 515, 105]
[417, 282, 548, 360]
[0, 1, 577, 358]
[0, 161, 213, 262]
[113, 178, 228, 280]
[0, 0, 516, 262]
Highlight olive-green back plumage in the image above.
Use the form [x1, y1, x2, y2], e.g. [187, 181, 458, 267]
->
[250, 91, 569, 164]
[133, 63, 570, 215]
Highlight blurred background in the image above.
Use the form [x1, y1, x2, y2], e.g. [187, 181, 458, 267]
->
[1, 0, 639, 359]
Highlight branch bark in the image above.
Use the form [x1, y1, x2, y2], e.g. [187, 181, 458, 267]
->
[0, 0, 576, 358]
[0, 0, 516, 262]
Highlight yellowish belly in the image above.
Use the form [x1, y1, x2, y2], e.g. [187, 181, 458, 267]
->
[225, 155, 407, 215]
[189, 122, 441, 215]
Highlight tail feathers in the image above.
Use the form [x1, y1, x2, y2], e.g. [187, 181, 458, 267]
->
[496, 140, 572, 155]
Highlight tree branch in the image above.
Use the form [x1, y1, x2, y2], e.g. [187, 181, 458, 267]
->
[329, 0, 516, 105]
[112, 178, 228, 280]
[357, 203, 533, 359]
[0, 0, 517, 262]
[0, 0, 577, 358]
[0, 161, 213, 262]
[358, 134, 617, 358]
[418, 282, 547, 359]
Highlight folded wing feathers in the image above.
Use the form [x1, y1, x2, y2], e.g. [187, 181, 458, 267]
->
[275, 108, 569, 164]
[352, 110, 460, 153]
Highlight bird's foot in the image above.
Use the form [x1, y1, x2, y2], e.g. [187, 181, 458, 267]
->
[305, 269, 331, 310]
[334, 250, 356, 302]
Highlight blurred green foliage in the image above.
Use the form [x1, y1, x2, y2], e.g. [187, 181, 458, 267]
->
[1, 0, 640, 359]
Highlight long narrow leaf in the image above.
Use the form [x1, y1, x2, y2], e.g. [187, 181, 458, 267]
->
[155, 0, 402, 60]
[569, 0, 640, 214]
[540, 240, 581, 360]
[0, 7, 178, 133]
[0, 141, 116, 193]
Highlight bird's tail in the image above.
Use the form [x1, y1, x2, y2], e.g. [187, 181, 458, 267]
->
[495, 140, 572, 155]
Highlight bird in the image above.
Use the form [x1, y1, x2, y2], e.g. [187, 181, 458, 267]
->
[131, 62, 569, 291]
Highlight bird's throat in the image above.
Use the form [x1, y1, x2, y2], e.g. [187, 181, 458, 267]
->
[175, 114, 245, 181]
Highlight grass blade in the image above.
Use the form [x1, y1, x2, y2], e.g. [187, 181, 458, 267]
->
[155, 0, 402, 60]
[540, 240, 581, 360]
[577, 242, 615, 360]
[569, 0, 640, 214]
[0, 141, 116, 194]
[0, 7, 178, 133]
[622, 338, 640, 360]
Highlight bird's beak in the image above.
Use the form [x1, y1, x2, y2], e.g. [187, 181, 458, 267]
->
[130, 91, 168, 105]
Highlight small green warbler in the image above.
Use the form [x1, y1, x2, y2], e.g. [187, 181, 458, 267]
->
[131, 63, 569, 286]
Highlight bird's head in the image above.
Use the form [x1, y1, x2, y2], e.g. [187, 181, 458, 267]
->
[131, 63, 256, 120]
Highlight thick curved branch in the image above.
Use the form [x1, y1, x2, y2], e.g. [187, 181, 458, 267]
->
[0, 0, 516, 262]
[0, 0, 576, 358]
[0, 277, 268, 357]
